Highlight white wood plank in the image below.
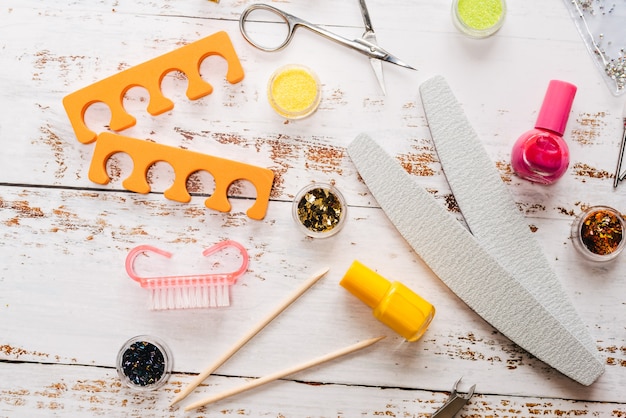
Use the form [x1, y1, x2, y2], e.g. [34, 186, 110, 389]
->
[0, 186, 624, 404]
[0, 362, 623, 417]
[2, 0, 624, 212]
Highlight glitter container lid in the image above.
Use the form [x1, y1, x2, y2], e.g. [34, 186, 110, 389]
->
[570, 206, 626, 262]
[267, 64, 321, 120]
[451, 0, 506, 39]
[116, 335, 173, 391]
[292, 183, 347, 238]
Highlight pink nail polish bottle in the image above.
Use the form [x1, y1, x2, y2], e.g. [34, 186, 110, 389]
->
[511, 80, 577, 184]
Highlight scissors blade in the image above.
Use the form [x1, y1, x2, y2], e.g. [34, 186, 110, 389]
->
[383, 53, 417, 71]
[358, 0, 386, 94]
[357, 0, 415, 92]
[355, 38, 417, 71]
[362, 31, 386, 95]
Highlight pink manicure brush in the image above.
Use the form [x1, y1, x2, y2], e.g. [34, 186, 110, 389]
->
[125, 240, 249, 310]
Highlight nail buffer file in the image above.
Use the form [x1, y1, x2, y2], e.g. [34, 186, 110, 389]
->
[348, 135, 604, 385]
[418, 75, 600, 358]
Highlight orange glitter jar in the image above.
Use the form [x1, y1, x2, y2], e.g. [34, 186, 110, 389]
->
[571, 206, 626, 262]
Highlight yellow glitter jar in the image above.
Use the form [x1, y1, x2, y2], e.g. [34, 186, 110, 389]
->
[267, 64, 321, 120]
[452, 0, 506, 39]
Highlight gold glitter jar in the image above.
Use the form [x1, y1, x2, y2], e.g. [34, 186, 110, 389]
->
[267, 64, 321, 120]
[292, 183, 347, 238]
[570, 206, 626, 262]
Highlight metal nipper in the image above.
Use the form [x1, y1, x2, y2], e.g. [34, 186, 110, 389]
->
[431, 378, 475, 418]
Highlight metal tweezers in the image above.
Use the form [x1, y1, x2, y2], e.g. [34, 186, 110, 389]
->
[612, 102, 626, 188]
[431, 378, 475, 418]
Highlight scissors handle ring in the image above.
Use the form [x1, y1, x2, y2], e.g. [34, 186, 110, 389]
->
[239, 4, 295, 52]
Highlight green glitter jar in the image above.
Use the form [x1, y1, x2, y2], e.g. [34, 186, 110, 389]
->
[452, 0, 506, 39]
[292, 183, 347, 238]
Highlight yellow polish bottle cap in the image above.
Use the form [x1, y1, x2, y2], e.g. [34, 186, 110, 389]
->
[340, 260, 435, 342]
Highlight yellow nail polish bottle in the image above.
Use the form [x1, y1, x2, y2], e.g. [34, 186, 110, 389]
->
[340, 261, 435, 342]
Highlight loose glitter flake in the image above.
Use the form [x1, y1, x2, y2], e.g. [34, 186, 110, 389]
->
[297, 187, 343, 233]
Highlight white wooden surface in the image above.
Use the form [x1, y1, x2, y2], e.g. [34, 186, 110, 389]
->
[1, 0, 625, 416]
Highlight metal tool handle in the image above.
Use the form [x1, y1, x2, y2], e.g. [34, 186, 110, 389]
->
[239, 4, 298, 52]
[613, 116, 626, 187]
[431, 395, 471, 418]
[358, 0, 374, 33]
[431, 378, 475, 418]
[239, 3, 379, 58]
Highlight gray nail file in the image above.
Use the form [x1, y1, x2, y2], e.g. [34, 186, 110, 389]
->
[418, 75, 599, 357]
[347, 133, 604, 385]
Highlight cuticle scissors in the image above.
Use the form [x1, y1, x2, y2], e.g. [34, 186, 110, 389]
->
[239, 2, 416, 94]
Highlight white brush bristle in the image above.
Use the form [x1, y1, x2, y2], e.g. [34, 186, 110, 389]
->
[149, 285, 231, 310]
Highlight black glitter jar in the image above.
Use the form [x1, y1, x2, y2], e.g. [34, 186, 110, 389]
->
[116, 335, 173, 391]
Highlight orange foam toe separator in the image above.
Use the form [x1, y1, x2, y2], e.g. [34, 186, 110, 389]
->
[89, 133, 274, 220]
[62, 31, 244, 144]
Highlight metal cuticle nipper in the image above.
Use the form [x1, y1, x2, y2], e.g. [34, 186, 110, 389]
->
[431, 377, 475, 418]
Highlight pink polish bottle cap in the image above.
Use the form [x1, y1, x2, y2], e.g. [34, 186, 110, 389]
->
[535, 80, 577, 135]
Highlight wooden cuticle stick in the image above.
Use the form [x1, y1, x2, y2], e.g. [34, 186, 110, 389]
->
[170, 267, 330, 407]
[184, 336, 385, 411]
